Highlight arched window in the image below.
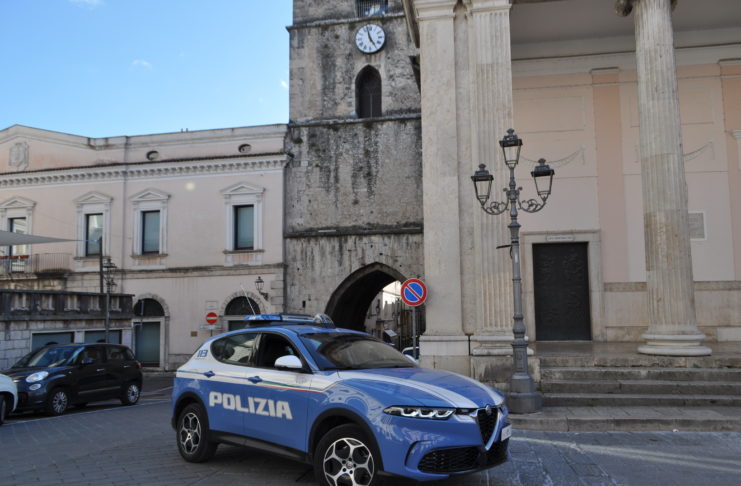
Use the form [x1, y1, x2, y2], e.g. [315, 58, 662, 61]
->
[225, 296, 261, 332]
[133, 298, 164, 317]
[225, 296, 261, 316]
[357, 0, 388, 17]
[356, 66, 382, 119]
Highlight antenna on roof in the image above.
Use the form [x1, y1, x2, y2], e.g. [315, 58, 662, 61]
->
[240, 284, 259, 315]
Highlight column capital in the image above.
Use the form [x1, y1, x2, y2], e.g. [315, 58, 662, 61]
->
[464, 0, 512, 15]
[616, 0, 677, 17]
[412, 0, 458, 21]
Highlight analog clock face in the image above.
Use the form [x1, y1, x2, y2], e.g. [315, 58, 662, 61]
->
[355, 24, 386, 54]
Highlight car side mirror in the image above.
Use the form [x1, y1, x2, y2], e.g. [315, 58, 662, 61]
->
[81, 357, 95, 366]
[274, 355, 303, 370]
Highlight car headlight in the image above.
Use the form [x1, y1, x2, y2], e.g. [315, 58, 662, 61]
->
[383, 406, 455, 420]
[26, 371, 49, 383]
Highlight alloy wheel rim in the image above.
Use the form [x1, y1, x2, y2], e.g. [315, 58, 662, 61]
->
[52, 391, 67, 414]
[179, 412, 202, 455]
[323, 437, 374, 486]
[127, 384, 140, 402]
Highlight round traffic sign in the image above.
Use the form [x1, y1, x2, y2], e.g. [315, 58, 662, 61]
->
[401, 278, 427, 307]
[205, 312, 219, 324]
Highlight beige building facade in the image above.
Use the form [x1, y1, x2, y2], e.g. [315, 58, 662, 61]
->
[404, 0, 741, 377]
[0, 124, 288, 369]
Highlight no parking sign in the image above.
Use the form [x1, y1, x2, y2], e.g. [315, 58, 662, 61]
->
[401, 278, 427, 307]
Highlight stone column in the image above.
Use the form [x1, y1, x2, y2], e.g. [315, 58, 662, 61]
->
[466, 0, 522, 355]
[616, 0, 711, 356]
[415, 0, 471, 375]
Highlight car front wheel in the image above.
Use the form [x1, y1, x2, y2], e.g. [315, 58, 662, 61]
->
[314, 424, 379, 486]
[176, 403, 218, 463]
[46, 388, 69, 416]
[121, 382, 141, 406]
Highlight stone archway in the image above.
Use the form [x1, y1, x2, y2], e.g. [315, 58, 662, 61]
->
[325, 262, 406, 331]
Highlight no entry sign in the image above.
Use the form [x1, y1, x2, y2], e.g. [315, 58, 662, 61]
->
[401, 278, 427, 307]
[205, 312, 219, 324]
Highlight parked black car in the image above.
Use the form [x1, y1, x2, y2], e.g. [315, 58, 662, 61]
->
[2, 343, 143, 416]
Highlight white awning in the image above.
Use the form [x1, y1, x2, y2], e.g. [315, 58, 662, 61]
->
[0, 230, 73, 246]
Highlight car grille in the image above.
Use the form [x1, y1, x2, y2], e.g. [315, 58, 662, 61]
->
[476, 406, 499, 444]
[418, 446, 480, 474]
[486, 438, 509, 466]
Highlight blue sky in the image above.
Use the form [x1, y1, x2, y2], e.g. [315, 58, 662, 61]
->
[0, 0, 292, 138]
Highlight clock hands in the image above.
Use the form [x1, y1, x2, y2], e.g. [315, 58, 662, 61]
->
[365, 25, 377, 48]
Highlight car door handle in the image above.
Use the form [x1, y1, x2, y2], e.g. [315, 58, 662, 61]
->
[96, 368, 106, 372]
[203, 371, 215, 378]
[247, 376, 262, 384]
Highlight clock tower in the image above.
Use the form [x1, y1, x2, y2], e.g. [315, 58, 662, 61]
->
[285, 0, 423, 331]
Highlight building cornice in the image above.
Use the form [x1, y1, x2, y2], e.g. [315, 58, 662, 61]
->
[289, 112, 421, 129]
[0, 154, 289, 188]
[287, 12, 406, 31]
[0, 124, 287, 151]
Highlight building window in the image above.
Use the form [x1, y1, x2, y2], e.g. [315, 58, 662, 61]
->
[8, 216, 28, 256]
[85, 213, 103, 256]
[222, 182, 264, 255]
[75, 192, 112, 258]
[356, 66, 382, 118]
[234, 205, 255, 250]
[357, 0, 387, 17]
[130, 189, 169, 257]
[142, 211, 161, 254]
[0, 196, 36, 260]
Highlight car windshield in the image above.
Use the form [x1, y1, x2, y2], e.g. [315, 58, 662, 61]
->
[12, 346, 81, 369]
[300, 332, 416, 370]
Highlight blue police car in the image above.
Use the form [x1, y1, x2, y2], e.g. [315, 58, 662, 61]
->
[172, 314, 510, 485]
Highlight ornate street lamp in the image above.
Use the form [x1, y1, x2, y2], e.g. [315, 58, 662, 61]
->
[254, 276, 269, 301]
[471, 128, 554, 414]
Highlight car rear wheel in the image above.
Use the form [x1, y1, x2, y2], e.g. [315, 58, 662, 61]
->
[46, 388, 69, 416]
[176, 403, 217, 463]
[314, 424, 379, 486]
[121, 382, 141, 406]
[0, 395, 7, 425]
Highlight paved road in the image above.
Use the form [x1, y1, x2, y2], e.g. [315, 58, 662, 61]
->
[1, 397, 740, 486]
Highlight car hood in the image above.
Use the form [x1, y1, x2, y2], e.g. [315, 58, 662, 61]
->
[336, 367, 504, 409]
[2, 366, 71, 380]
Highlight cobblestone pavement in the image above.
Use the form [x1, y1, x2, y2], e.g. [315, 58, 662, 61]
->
[1, 398, 740, 486]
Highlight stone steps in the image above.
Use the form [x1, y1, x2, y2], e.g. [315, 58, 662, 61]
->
[541, 366, 741, 382]
[508, 406, 741, 432]
[541, 379, 741, 395]
[543, 392, 741, 407]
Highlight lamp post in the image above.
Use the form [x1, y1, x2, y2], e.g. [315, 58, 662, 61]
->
[254, 276, 269, 301]
[102, 256, 117, 344]
[471, 128, 554, 414]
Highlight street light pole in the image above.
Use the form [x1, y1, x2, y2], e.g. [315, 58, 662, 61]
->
[102, 256, 117, 344]
[471, 129, 554, 414]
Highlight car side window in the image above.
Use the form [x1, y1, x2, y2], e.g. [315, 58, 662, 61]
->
[107, 346, 126, 362]
[211, 333, 257, 366]
[255, 334, 300, 369]
[79, 346, 103, 364]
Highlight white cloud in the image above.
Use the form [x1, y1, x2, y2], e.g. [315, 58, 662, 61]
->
[69, 0, 104, 7]
[280, 80, 288, 89]
[132, 59, 152, 69]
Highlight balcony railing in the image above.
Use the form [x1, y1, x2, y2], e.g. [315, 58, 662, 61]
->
[0, 253, 72, 275]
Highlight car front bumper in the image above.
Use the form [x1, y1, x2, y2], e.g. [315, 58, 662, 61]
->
[13, 380, 51, 411]
[377, 409, 511, 481]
